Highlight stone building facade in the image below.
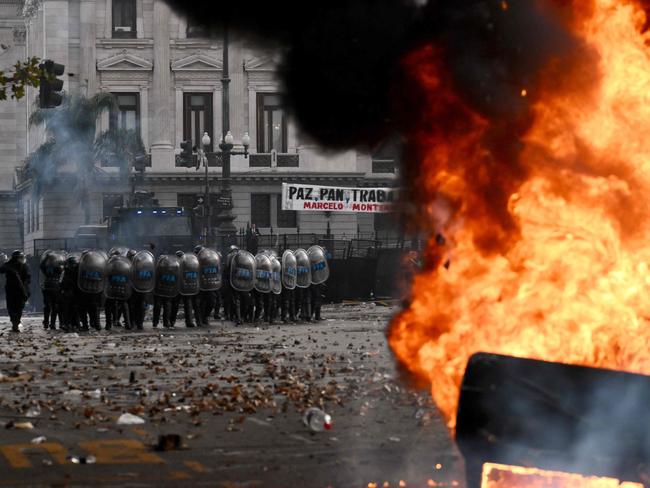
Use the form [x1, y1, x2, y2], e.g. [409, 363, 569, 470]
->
[5, 0, 399, 255]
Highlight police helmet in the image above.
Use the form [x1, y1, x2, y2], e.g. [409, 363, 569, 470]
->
[11, 250, 24, 259]
[126, 249, 137, 259]
[194, 245, 204, 254]
[175, 250, 185, 258]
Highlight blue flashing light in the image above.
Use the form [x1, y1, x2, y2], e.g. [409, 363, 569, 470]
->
[176, 210, 182, 214]
[136, 210, 143, 214]
[161, 210, 167, 214]
[152, 210, 158, 214]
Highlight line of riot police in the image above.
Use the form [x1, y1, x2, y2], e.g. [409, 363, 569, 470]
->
[37, 244, 330, 331]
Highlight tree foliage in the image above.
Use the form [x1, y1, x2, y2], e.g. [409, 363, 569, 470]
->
[26, 92, 146, 223]
[0, 57, 44, 101]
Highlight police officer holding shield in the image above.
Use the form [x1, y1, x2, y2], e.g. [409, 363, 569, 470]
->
[40, 250, 65, 330]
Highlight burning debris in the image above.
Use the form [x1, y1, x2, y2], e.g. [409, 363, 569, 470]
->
[482, 463, 642, 488]
[389, 0, 650, 434]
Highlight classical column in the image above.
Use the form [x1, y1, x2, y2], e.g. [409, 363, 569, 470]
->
[229, 33, 245, 146]
[150, 0, 174, 168]
[80, 0, 97, 95]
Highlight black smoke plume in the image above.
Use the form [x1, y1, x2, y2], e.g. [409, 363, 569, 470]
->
[163, 0, 582, 150]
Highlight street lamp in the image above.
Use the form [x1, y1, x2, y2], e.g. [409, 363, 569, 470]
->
[201, 131, 211, 245]
[214, 23, 252, 249]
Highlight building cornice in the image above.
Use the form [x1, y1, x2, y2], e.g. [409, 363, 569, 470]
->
[97, 38, 154, 50]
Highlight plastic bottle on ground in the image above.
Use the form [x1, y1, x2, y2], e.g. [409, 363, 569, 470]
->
[303, 407, 332, 432]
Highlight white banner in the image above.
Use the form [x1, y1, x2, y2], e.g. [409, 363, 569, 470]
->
[281, 183, 399, 213]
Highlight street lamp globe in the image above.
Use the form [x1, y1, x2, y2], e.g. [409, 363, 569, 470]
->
[202, 131, 211, 148]
[242, 132, 251, 148]
[224, 131, 234, 145]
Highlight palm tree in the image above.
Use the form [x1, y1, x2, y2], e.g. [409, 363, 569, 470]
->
[26, 92, 145, 224]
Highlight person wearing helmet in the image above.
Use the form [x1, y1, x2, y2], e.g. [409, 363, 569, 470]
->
[169, 250, 198, 328]
[0, 251, 31, 332]
[126, 249, 146, 330]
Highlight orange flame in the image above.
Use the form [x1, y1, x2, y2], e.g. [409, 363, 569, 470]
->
[481, 463, 643, 487]
[388, 0, 650, 427]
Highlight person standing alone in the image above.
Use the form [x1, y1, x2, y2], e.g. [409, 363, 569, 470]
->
[0, 251, 31, 332]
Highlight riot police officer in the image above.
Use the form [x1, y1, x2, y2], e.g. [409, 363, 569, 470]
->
[221, 245, 238, 321]
[130, 249, 155, 329]
[77, 250, 106, 331]
[105, 253, 133, 330]
[196, 246, 222, 327]
[0, 250, 31, 332]
[229, 248, 256, 326]
[171, 251, 201, 328]
[308, 245, 330, 321]
[40, 250, 65, 330]
[294, 249, 312, 322]
[280, 249, 297, 323]
[152, 254, 181, 328]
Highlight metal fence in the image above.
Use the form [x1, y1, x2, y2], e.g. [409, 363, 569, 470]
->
[33, 233, 419, 258]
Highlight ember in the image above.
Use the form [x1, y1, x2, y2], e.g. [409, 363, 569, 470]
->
[481, 463, 643, 488]
[388, 0, 650, 429]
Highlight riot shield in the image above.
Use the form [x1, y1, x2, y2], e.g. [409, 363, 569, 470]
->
[281, 250, 297, 290]
[179, 253, 200, 296]
[40, 250, 66, 291]
[294, 248, 311, 289]
[131, 250, 155, 293]
[270, 256, 282, 295]
[77, 250, 107, 294]
[308, 245, 330, 284]
[230, 250, 256, 292]
[198, 248, 222, 291]
[254, 253, 272, 293]
[154, 254, 181, 298]
[104, 255, 133, 300]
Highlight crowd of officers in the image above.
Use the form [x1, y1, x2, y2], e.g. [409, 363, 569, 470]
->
[3, 244, 329, 333]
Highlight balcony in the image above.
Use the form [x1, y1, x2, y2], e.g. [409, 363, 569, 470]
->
[249, 153, 299, 168]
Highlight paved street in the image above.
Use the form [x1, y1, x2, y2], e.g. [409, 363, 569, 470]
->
[0, 303, 463, 487]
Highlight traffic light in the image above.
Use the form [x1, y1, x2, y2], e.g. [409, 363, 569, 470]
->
[179, 140, 193, 167]
[133, 153, 147, 173]
[39, 59, 65, 108]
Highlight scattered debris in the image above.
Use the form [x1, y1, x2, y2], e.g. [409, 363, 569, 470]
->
[116, 413, 145, 425]
[31, 436, 47, 444]
[67, 455, 97, 464]
[154, 434, 183, 451]
[303, 407, 332, 432]
[6, 421, 34, 430]
[388, 436, 401, 443]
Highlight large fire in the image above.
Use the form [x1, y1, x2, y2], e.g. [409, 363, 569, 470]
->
[388, 0, 650, 427]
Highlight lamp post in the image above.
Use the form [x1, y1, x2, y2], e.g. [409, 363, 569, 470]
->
[215, 24, 250, 247]
[201, 131, 211, 244]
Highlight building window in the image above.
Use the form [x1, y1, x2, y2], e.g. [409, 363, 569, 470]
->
[276, 194, 296, 228]
[181, 93, 213, 167]
[186, 17, 208, 38]
[26, 200, 31, 233]
[251, 194, 271, 228]
[35, 198, 39, 231]
[112, 0, 136, 39]
[372, 137, 402, 174]
[103, 194, 124, 221]
[257, 93, 287, 153]
[110, 93, 140, 134]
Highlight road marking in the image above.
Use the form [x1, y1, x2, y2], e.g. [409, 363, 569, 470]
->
[169, 470, 192, 479]
[0, 442, 68, 468]
[246, 417, 271, 428]
[184, 460, 207, 473]
[79, 440, 164, 465]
